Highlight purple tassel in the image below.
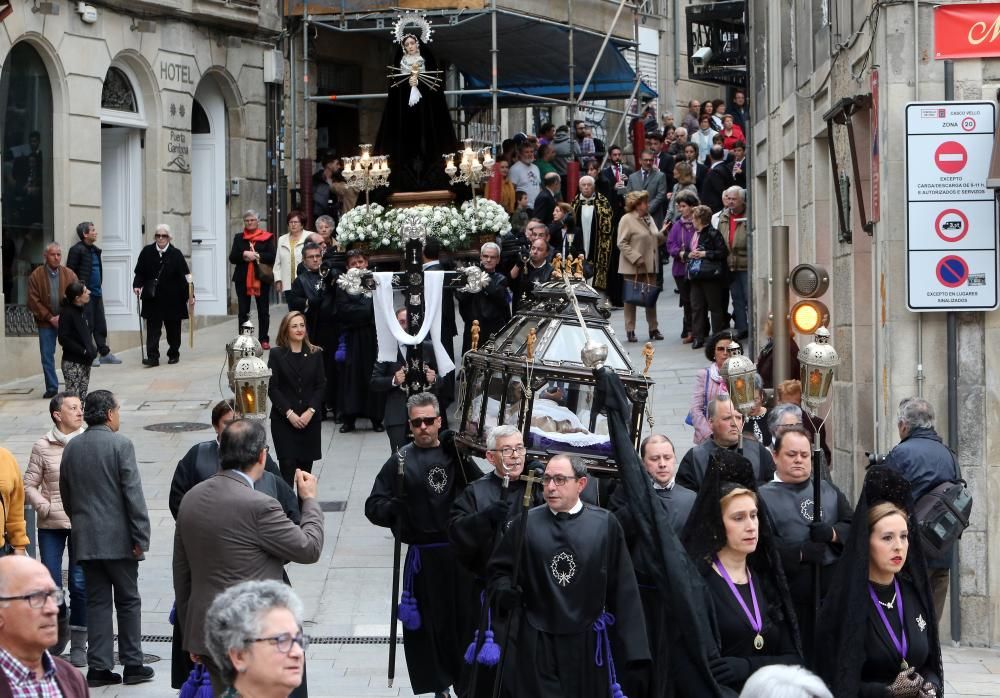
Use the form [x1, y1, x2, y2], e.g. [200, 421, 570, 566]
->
[195, 668, 213, 698]
[335, 334, 347, 363]
[464, 630, 480, 664]
[168, 602, 176, 626]
[610, 682, 626, 698]
[398, 590, 421, 631]
[476, 629, 501, 666]
[180, 664, 212, 698]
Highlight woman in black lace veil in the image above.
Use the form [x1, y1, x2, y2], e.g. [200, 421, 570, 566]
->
[681, 448, 802, 691]
[373, 27, 458, 193]
[816, 466, 942, 697]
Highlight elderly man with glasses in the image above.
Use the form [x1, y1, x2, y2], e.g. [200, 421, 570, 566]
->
[365, 393, 483, 698]
[457, 242, 511, 355]
[132, 223, 194, 367]
[0, 556, 89, 697]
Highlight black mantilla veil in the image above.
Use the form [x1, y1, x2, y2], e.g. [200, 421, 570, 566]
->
[374, 31, 458, 193]
[593, 366, 734, 697]
[816, 465, 943, 697]
[680, 448, 804, 659]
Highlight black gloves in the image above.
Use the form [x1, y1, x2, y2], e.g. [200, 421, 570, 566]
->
[708, 656, 751, 686]
[809, 522, 835, 543]
[440, 428, 456, 452]
[800, 540, 827, 564]
[493, 584, 522, 612]
[486, 499, 511, 524]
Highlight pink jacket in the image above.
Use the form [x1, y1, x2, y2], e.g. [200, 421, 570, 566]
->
[24, 428, 82, 529]
[689, 365, 730, 444]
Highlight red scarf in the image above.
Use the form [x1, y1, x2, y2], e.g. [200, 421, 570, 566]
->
[243, 228, 273, 297]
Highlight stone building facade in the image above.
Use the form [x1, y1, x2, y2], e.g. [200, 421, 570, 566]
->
[0, 0, 281, 382]
[749, 0, 999, 643]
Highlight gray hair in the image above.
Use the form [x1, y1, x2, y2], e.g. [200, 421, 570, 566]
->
[739, 665, 832, 698]
[406, 392, 440, 417]
[219, 419, 268, 471]
[674, 127, 688, 138]
[487, 425, 522, 451]
[315, 215, 335, 228]
[768, 402, 804, 433]
[480, 242, 501, 256]
[155, 223, 172, 238]
[83, 390, 118, 427]
[44, 242, 61, 254]
[706, 394, 734, 420]
[548, 453, 587, 478]
[204, 580, 304, 685]
[897, 397, 935, 431]
[243, 209, 260, 220]
[725, 186, 746, 202]
[578, 175, 595, 187]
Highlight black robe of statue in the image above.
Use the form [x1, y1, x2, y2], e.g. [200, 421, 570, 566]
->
[487, 504, 649, 698]
[365, 441, 483, 695]
[333, 285, 384, 423]
[374, 38, 458, 193]
[758, 477, 852, 661]
[607, 481, 696, 697]
[448, 473, 545, 698]
[457, 270, 510, 356]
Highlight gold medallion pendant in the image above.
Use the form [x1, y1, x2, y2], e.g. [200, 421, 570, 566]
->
[753, 634, 764, 651]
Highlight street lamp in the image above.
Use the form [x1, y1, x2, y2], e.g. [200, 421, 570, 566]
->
[720, 342, 758, 451]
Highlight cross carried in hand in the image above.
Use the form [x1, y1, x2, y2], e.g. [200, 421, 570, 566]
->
[340, 211, 489, 395]
[520, 467, 545, 508]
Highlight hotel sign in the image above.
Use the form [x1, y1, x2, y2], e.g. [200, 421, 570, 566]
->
[935, 2, 1000, 59]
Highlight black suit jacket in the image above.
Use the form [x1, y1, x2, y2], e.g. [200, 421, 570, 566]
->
[370, 343, 443, 427]
[133, 244, 190, 320]
[267, 346, 326, 418]
[534, 188, 559, 225]
[700, 162, 734, 213]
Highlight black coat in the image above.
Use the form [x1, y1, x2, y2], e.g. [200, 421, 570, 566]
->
[57, 303, 97, 365]
[268, 346, 326, 462]
[229, 232, 277, 293]
[370, 343, 443, 427]
[534, 188, 559, 225]
[690, 224, 729, 279]
[699, 162, 734, 213]
[457, 270, 510, 354]
[65, 241, 102, 288]
[132, 244, 190, 320]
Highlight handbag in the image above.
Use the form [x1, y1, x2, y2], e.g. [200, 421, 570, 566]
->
[622, 274, 661, 308]
[250, 242, 274, 285]
[686, 256, 723, 281]
[0, 497, 15, 556]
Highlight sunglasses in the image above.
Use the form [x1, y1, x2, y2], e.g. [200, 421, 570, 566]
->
[154, 234, 170, 239]
[409, 416, 438, 428]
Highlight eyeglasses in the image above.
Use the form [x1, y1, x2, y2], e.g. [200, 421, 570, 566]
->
[715, 346, 730, 352]
[0, 588, 66, 608]
[492, 445, 526, 458]
[409, 416, 438, 428]
[541, 474, 579, 487]
[248, 631, 309, 654]
[154, 234, 170, 239]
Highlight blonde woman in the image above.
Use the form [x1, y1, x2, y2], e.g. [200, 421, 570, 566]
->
[618, 190, 665, 343]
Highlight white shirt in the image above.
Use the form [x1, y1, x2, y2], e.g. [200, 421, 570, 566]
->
[652, 478, 676, 491]
[549, 498, 584, 516]
[232, 470, 255, 488]
[509, 161, 542, 203]
[579, 199, 595, 257]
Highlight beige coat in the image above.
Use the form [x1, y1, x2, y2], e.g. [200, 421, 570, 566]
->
[24, 427, 84, 529]
[617, 211, 665, 277]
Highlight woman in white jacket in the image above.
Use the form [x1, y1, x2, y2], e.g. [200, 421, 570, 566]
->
[274, 209, 314, 301]
[24, 391, 86, 665]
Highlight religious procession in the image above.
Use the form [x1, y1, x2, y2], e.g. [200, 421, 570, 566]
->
[0, 1, 995, 698]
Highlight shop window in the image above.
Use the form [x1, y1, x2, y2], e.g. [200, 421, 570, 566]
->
[0, 42, 54, 325]
[101, 67, 137, 113]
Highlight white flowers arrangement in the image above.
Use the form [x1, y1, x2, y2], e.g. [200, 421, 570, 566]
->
[461, 197, 511, 237]
[336, 203, 385, 248]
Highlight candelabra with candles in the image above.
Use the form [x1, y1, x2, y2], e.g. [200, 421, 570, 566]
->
[343, 144, 391, 208]
[443, 138, 495, 206]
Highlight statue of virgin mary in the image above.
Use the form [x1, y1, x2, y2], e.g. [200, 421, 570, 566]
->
[374, 13, 459, 193]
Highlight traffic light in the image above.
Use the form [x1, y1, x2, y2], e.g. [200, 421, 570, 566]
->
[788, 264, 830, 334]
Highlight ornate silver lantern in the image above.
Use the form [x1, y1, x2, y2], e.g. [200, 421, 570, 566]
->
[798, 326, 840, 415]
[232, 353, 271, 420]
[720, 342, 758, 415]
[226, 321, 263, 390]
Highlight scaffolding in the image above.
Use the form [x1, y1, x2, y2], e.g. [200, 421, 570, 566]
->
[287, 0, 654, 177]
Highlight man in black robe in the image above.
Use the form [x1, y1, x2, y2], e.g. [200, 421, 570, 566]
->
[488, 454, 649, 698]
[285, 241, 327, 341]
[448, 425, 541, 698]
[758, 426, 851, 661]
[457, 243, 510, 355]
[365, 393, 483, 698]
[607, 433, 695, 698]
[334, 250, 385, 432]
[677, 396, 775, 491]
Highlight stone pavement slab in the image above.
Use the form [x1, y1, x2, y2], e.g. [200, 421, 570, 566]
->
[0, 297, 995, 696]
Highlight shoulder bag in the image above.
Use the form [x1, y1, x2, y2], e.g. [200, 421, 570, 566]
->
[250, 242, 274, 285]
[622, 273, 661, 308]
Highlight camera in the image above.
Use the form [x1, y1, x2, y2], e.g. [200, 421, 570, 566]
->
[865, 452, 887, 467]
[692, 46, 713, 68]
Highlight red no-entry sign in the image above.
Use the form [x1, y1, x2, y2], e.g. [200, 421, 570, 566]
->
[934, 141, 968, 174]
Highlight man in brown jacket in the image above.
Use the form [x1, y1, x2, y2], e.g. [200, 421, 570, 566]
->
[26, 243, 77, 398]
[173, 418, 325, 694]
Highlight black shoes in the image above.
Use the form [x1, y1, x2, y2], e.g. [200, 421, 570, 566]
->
[142, 358, 159, 367]
[168, 357, 180, 364]
[42, 389, 57, 399]
[692, 340, 705, 349]
[372, 422, 385, 433]
[123, 665, 155, 685]
[649, 330, 664, 341]
[86, 669, 121, 687]
[626, 331, 638, 343]
[339, 422, 356, 433]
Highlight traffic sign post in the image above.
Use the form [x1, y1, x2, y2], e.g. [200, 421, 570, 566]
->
[906, 101, 999, 311]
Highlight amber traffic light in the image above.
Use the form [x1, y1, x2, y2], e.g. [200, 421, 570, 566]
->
[787, 264, 830, 335]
